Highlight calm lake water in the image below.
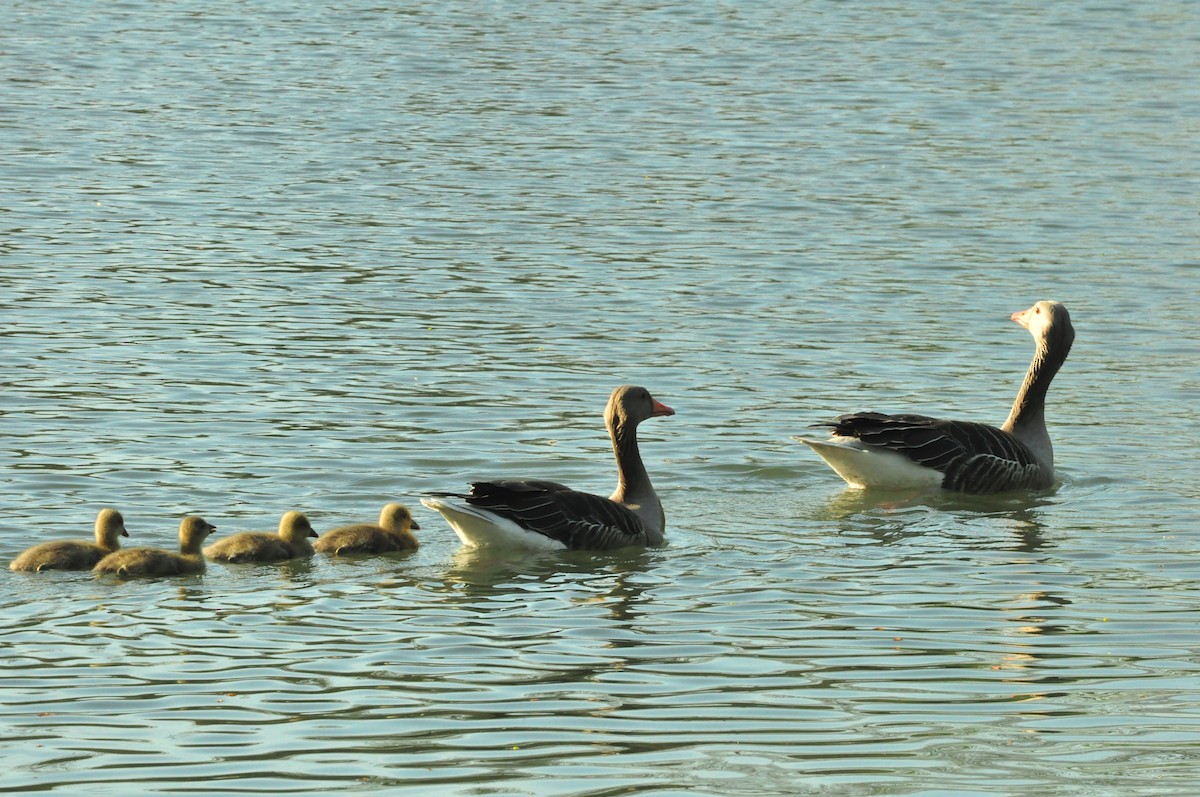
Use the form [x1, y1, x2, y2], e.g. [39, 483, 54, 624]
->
[3, 1, 1199, 794]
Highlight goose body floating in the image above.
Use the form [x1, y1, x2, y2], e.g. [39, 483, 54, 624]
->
[10, 508, 129, 572]
[797, 301, 1074, 493]
[204, 511, 318, 563]
[422, 385, 675, 551]
[93, 516, 216, 578]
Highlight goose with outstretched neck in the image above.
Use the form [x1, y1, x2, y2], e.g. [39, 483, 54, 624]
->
[422, 385, 675, 550]
[796, 301, 1075, 493]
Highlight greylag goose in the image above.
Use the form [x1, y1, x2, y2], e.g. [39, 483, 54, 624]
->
[796, 301, 1074, 493]
[93, 516, 216, 578]
[10, 508, 129, 572]
[312, 503, 420, 555]
[204, 511, 318, 562]
[422, 385, 675, 550]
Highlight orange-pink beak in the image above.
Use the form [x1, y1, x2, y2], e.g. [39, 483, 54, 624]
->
[651, 399, 675, 417]
[1011, 307, 1031, 328]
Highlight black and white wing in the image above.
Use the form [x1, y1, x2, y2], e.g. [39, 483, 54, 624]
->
[819, 412, 1045, 493]
[430, 479, 651, 550]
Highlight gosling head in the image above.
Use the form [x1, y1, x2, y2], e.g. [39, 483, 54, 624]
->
[96, 507, 129, 548]
[278, 510, 319, 543]
[379, 503, 420, 533]
[179, 516, 217, 554]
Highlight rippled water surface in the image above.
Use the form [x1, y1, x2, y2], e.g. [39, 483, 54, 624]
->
[3, 1, 1199, 794]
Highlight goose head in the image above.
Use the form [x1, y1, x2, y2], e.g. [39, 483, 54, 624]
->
[1012, 300, 1074, 356]
[605, 385, 675, 435]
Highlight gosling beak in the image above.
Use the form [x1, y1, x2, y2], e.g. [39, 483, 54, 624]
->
[410, 519, 421, 530]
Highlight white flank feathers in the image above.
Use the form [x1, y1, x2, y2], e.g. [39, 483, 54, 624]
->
[420, 497, 568, 551]
[794, 436, 944, 490]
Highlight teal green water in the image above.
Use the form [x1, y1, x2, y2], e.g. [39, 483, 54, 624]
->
[3, 1, 1199, 794]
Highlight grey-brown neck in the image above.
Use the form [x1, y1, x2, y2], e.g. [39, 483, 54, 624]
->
[608, 414, 665, 542]
[1001, 315, 1074, 467]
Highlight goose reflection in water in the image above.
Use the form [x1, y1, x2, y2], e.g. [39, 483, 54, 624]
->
[438, 546, 656, 625]
[812, 487, 1055, 553]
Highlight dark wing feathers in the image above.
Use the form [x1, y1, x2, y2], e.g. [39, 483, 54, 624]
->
[432, 480, 650, 550]
[825, 412, 1044, 493]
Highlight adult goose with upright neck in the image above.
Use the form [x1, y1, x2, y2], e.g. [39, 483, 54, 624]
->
[796, 301, 1075, 493]
[422, 385, 675, 550]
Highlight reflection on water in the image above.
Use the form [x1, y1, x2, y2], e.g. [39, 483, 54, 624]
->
[810, 485, 1054, 552]
[442, 546, 656, 626]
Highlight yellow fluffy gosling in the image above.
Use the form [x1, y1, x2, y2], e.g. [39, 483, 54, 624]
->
[10, 508, 130, 572]
[204, 510, 318, 563]
[93, 516, 216, 578]
[313, 503, 420, 555]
